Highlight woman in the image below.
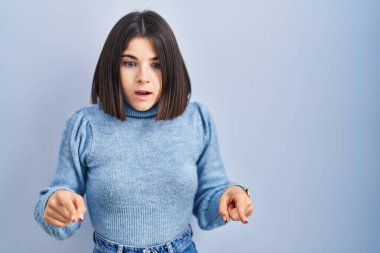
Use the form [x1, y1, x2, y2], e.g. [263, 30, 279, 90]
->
[33, 10, 254, 253]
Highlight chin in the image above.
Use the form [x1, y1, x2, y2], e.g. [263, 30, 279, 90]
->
[132, 102, 153, 111]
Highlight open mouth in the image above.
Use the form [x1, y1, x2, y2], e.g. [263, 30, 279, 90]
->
[135, 91, 152, 95]
[134, 90, 152, 99]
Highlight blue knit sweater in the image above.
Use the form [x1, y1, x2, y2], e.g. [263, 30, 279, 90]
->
[33, 99, 239, 247]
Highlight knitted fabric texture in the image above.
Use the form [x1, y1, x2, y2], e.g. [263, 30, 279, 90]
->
[33, 99, 241, 247]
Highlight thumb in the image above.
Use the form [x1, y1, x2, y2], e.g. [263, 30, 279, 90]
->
[219, 194, 230, 223]
[66, 197, 79, 223]
[73, 194, 87, 222]
[236, 199, 248, 224]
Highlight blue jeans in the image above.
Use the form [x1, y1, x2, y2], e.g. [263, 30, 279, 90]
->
[92, 224, 198, 253]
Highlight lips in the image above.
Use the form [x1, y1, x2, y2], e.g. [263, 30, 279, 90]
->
[134, 90, 152, 95]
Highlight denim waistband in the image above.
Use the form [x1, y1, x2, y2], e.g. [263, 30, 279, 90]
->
[93, 224, 194, 253]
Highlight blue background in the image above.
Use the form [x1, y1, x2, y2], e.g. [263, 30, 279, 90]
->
[0, 0, 379, 252]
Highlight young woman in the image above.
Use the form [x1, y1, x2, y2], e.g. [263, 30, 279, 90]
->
[33, 10, 254, 253]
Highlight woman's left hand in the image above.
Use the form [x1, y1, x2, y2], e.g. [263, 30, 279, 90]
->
[219, 186, 254, 224]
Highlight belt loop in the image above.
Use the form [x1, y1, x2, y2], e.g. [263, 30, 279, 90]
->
[166, 242, 174, 253]
[117, 244, 123, 253]
[189, 224, 193, 237]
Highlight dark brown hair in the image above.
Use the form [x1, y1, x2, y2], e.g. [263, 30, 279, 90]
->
[91, 10, 191, 121]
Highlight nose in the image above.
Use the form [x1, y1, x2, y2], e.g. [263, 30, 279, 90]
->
[136, 65, 150, 84]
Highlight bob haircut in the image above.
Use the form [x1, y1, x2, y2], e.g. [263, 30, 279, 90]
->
[91, 10, 191, 121]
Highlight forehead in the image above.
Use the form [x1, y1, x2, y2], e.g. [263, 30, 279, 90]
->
[122, 37, 158, 58]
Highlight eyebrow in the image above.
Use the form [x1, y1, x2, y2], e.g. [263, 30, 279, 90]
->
[121, 54, 159, 61]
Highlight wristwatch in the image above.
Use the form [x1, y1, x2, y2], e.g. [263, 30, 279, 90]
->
[225, 183, 250, 197]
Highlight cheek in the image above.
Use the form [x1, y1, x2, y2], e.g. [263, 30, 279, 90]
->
[120, 72, 134, 89]
[155, 72, 163, 89]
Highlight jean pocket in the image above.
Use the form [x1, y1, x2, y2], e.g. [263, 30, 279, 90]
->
[93, 246, 103, 253]
[179, 240, 198, 253]
[94, 236, 116, 253]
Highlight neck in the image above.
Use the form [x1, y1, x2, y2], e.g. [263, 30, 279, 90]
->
[123, 99, 159, 118]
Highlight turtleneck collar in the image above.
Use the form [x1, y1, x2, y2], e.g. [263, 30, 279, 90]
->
[123, 99, 159, 118]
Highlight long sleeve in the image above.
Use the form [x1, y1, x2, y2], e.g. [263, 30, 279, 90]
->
[192, 102, 235, 230]
[33, 108, 93, 240]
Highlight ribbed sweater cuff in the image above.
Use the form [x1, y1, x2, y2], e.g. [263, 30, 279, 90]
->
[33, 186, 79, 240]
[201, 181, 234, 230]
[207, 189, 227, 229]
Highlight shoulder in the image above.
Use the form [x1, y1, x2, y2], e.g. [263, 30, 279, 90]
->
[73, 104, 99, 115]
[66, 105, 92, 120]
[188, 101, 213, 127]
[64, 104, 98, 129]
[185, 100, 216, 134]
[186, 100, 212, 119]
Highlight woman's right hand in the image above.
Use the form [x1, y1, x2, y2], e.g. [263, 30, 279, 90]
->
[43, 189, 87, 227]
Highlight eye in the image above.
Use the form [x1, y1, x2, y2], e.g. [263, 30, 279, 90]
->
[152, 63, 161, 69]
[122, 61, 136, 68]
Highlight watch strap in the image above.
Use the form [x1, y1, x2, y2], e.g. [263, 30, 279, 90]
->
[225, 183, 250, 197]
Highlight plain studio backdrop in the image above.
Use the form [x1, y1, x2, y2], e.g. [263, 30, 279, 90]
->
[0, 0, 379, 252]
